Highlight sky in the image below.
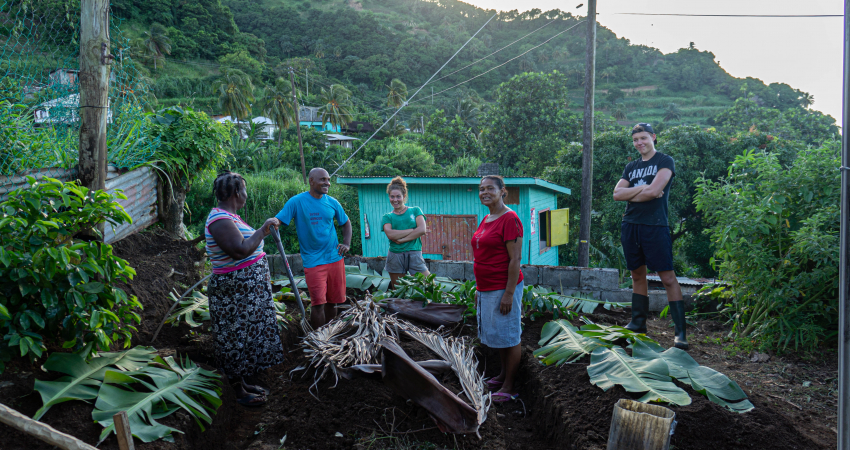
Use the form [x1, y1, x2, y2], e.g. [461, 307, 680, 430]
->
[463, 0, 844, 124]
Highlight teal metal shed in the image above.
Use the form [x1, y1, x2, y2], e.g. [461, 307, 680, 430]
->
[337, 176, 571, 265]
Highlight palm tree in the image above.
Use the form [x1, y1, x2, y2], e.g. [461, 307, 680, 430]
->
[333, 46, 342, 60]
[141, 24, 171, 70]
[664, 103, 682, 122]
[456, 97, 480, 132]
[381, 115, 407, 137]
[536, 51, 549, 64]
[386, 78, 408, 108]
[613, 103, 627, 120]
[263, 78, 297, 145]
[801, 93, 815, 108]
[318, 84, 354, 131]
[410, 112, 426, 133]
[600, 68, 613, 84]
[314, 39, 325, 59]
[218, 68, 254, 123]
[518, 56, 534, 72]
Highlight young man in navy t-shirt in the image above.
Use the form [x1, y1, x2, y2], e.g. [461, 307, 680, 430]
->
[612, 123, 688, 350]
[276, 168, 352, 329]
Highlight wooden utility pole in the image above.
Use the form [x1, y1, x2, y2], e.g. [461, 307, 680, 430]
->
[838, 2, 850, 449]
[78, 0, 111, 192]
[577, 0, 597, 267]
[289, 68, 307, 184]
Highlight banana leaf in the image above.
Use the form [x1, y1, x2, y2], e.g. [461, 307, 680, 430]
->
[166, 290, 210, 328]
[587, 346, 692, 406]
[533, 320, 607, 365]
[632, 340, 754, 413]
[578, 317, 660, 346]
[33, 347, 157, 420]
[93, 355, 222, 444]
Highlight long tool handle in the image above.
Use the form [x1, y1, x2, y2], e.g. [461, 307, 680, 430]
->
[270, 226, 306, 318]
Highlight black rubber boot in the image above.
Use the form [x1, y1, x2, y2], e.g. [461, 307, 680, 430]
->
[669, 301, 689, 350]
[625, 293, 648, 334]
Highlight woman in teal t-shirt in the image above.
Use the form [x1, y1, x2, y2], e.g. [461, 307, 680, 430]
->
[382, 176, 430, 286]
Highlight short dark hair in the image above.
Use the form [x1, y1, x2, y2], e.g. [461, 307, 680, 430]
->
[480, 175, 507, 199]
[213, 171, 246, 202]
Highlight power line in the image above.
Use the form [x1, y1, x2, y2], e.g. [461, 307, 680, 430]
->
[399, 20, 586, 110]
[330, 13, 498, 177]
[614, 13, 842, 17]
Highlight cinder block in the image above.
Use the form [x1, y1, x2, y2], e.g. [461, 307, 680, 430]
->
[580, 268, 620, 290]
[539, 266, 581, 290]
[600, 289, 633, 304]
[648, 291, 669, 312]
[521, 265, 539, 286]
[560, 288, 601, 299]
[286, 254, 304, 275]
[463, 261, 475, 281]
[432, 261, 465, 280]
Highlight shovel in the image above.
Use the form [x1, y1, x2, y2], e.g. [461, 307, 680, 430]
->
[270, 225, 311, 331]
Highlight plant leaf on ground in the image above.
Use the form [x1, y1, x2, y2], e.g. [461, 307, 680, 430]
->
[166, 290, 210, 328]
[93, 354, 222, 444]
[534, 320, 607, 365]
[588, 346, 692, 406]
[578, 317, 661, 346]
[632, 340, 754, 413]
[33, 346, 157, 420]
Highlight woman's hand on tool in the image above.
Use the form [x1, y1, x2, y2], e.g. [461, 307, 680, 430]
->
[262, 218, 281, 236]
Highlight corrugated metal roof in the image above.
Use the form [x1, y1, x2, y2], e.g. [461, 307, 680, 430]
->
[337, 176, 571, 195]
[646, 275, 707, 287]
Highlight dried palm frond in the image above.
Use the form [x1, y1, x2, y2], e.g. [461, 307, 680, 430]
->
[397, 321, 490, 427]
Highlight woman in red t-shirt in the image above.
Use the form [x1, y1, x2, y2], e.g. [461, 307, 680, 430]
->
[472, 175, 524, 403]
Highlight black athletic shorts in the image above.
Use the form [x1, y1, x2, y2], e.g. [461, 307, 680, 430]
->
[620, 222, 674, 272]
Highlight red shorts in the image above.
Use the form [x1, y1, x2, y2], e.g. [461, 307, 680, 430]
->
[304, 259, 346, 306]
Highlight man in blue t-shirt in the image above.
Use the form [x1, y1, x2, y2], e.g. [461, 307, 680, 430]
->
[276, 168, 351, 329]
[612, 123, 688, 350]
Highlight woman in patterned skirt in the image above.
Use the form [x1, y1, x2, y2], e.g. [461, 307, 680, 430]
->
[205, 171, 285, 406]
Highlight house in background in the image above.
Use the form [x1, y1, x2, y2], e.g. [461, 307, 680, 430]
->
[298, 106, 340, 132]
[341, 121, 376, 134]
[337, 176, 571, 265]
[325, 133, 359, 149]
[215, 116, 277, 140]
[34, 94, 113, 125]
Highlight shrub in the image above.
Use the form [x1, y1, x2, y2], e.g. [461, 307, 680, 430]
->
[694, 142, 840, 350]
[0, 178, 141, 372]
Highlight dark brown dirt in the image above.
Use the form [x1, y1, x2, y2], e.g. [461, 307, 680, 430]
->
[0, 230, 838, 449]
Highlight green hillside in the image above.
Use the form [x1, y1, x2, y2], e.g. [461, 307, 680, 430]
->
[108, 0, 816, 127]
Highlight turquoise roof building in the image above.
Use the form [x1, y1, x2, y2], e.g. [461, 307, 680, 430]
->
[337, 176, 571, 265]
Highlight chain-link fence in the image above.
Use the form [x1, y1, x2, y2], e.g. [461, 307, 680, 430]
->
[0, 0, 158, 195]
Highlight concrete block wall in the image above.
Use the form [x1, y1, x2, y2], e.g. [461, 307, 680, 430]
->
[266, 254, 690, 311]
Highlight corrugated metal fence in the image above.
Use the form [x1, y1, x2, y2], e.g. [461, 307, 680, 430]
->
[0, 166, 158, 244]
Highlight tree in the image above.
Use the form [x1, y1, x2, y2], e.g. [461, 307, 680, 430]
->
[218, 68, 254, 122]
[612, 103, 627, 120]
[386, 78, 408, 108]
[318, 84, 354, 131]
[483, 71, 581, 176]
[263, 78, 297, 145]
[140, 23, 171, 70]
[421, 109, 483, 161]
[333, 46, 342, 59]
[218, 51, 263, 85]
[313, 39, 325, 59]
[664, 103, 682, 122]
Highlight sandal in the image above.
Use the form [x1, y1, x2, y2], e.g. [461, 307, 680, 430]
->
[237, 393, 267, 407]
[243, 383, 270, 396]
[485, 379, 504, 389]
[491, 392, 518, 403]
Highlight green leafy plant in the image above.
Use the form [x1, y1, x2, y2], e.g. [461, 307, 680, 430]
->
[632, 340, 754, 412]
[588, 345, 692, 406]
[383, 272, 477, 318]
[33, 346, 157, 420]
[694, 143, 840, 350]
[167, 290, 210, 328]
[534, 320, 606, 365]
[93, 354, 222, 443]
[0, 177, 141, 372]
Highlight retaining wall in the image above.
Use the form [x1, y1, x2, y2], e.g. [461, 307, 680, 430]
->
[265, 254, 692, 312]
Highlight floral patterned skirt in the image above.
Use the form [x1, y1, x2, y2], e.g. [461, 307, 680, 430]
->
[207, 257, 285, 379]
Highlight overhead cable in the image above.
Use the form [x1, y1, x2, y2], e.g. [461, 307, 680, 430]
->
[329, 13, 498, 177]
